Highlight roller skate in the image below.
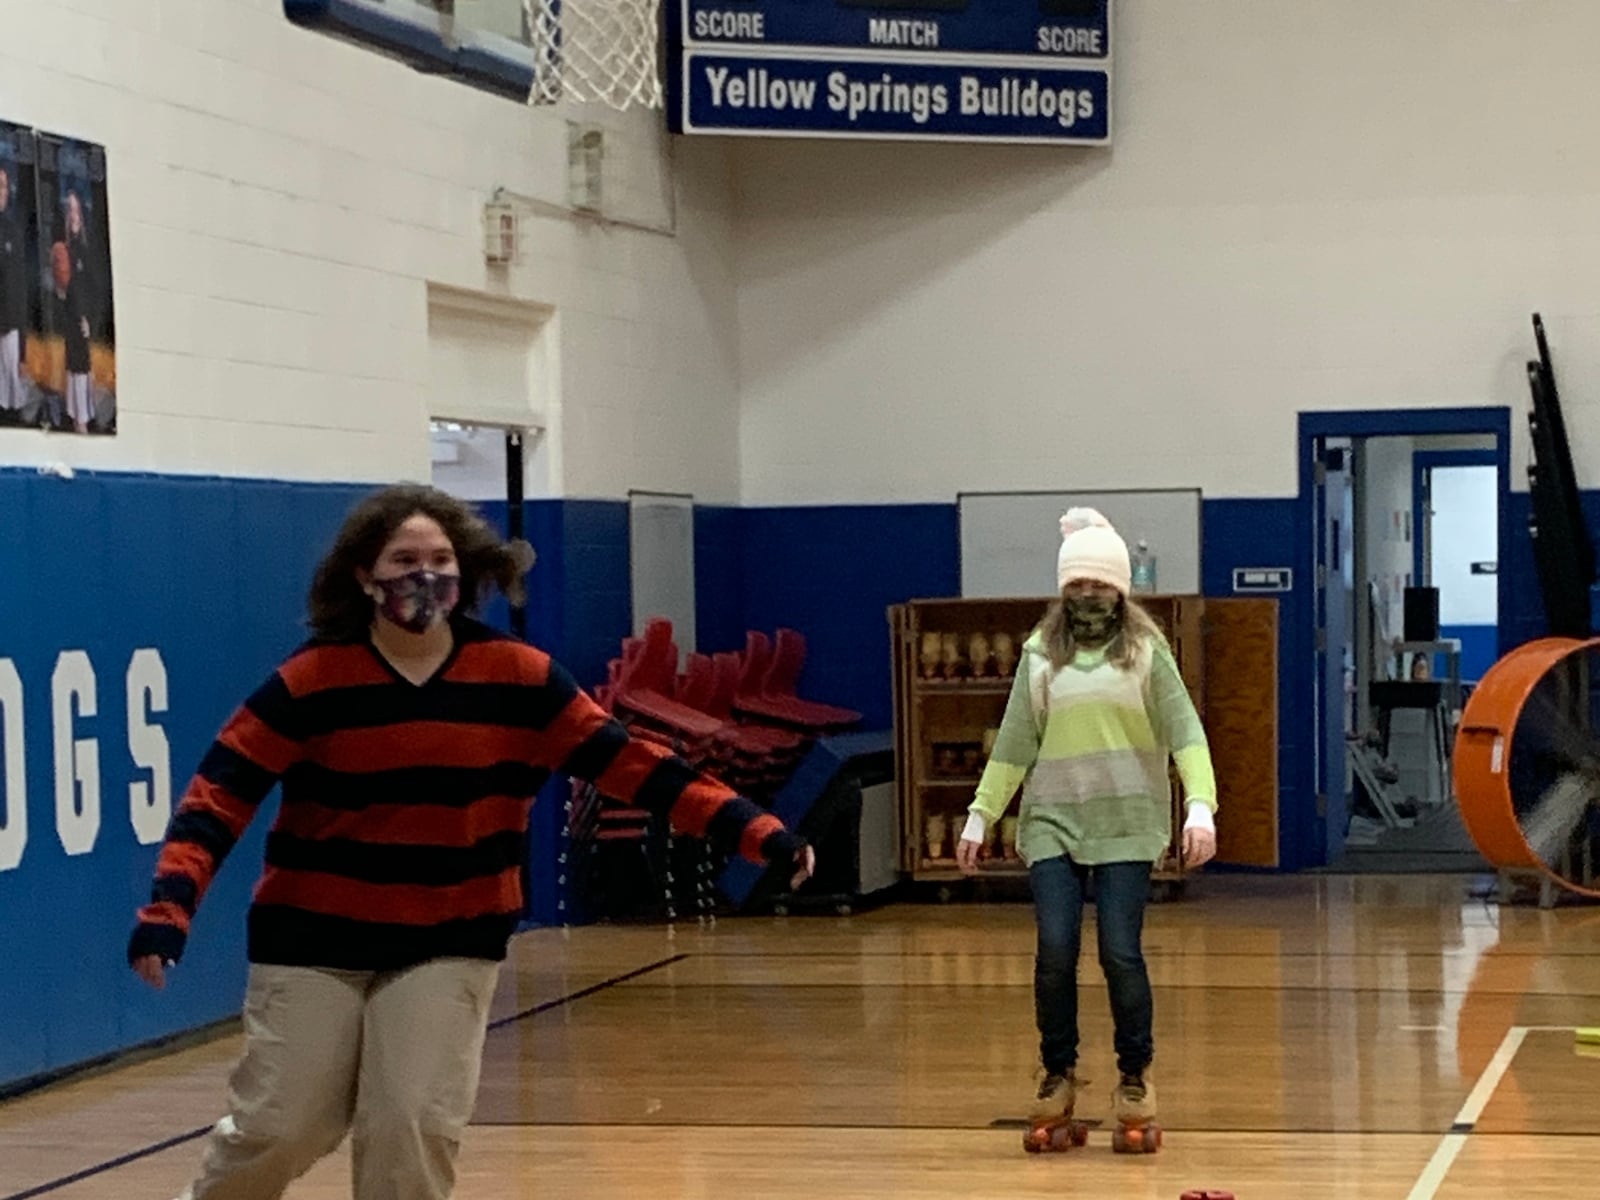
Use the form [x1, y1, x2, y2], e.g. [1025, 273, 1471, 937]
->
[1110, 1070, 1161, 1154]
[1022, 1068, 1089, 1153]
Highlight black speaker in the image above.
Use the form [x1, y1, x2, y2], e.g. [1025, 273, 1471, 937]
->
[1404, 587, 1440, 642]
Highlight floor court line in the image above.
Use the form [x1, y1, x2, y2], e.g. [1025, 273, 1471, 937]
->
[592, 981, 1600, 999]
[4, 1126, 213, 1200]
[485, 953, 686, 1031]
[1406, 1025, 1540, 1200]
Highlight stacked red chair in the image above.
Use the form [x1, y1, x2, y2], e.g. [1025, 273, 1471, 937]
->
[570, 618, 864, 920]
[592, 618, 861, 802]
[681, 651, 807, 795]
[568, 620, 714, 923]
[575, 621, 707, 866]
[608, 618, 725, 766]
[732, 628, 863, 732]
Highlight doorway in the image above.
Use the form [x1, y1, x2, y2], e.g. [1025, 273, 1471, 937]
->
[628, 489, 697, 652]
[1414, 450, 1500, 685]
[430, 419, 540, 637]
[1300, 409, 1511, 870]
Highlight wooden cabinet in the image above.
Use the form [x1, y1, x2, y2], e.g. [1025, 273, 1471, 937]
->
[888, 594, 1279, 896]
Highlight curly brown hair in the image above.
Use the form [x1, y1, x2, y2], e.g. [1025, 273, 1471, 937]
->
[307, 483, 534, 641]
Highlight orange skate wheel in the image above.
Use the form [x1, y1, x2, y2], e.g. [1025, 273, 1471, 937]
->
[1023, 1124, 1048, 1154]
[1023, 1119, 1084, 1154]
[1113, 1123, 1161, 1154]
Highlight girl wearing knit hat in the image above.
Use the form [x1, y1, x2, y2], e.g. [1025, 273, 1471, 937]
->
[956, 507, 1218, 1155]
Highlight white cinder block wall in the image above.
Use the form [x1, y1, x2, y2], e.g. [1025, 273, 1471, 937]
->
[0, 0, 743, 504]
[732, 0, 1600, 505]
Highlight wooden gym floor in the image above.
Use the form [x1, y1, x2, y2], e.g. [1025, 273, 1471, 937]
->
[5, 874, 1600, 1199]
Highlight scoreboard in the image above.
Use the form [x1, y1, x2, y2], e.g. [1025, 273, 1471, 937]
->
[666, 0, 1112, 144]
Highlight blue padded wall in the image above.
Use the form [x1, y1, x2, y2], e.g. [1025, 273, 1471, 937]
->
[0, 475, 631, 1090]
[693, 504, 747, 657]
[0, 471, 370, 1090]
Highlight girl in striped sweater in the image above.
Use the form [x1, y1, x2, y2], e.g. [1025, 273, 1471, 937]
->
[956, 509, 1217, 1150]
[128, 483, 813, 1200]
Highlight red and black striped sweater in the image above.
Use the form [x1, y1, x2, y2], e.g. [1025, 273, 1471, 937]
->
[128, 619, 802, 971]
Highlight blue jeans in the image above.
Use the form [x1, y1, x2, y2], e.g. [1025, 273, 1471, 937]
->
[1028, 853, 1153, 1077]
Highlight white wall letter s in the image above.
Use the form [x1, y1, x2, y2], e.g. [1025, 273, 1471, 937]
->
[127, 649, 172, 846]
[53, 650, 100, 857]
[0, 659, 25, 872]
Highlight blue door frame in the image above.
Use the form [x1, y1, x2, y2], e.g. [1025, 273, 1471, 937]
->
[1296, 407, 1512, 866]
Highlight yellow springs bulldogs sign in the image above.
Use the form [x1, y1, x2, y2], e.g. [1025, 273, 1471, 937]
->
[668, 0, 1113, 144]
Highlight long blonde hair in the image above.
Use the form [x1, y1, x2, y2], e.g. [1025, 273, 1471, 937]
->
[1036, 592, 1165, 672]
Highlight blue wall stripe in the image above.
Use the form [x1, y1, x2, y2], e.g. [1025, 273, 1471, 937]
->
[735, 504, 961, 732]
[694, 505, 747, 656]
[1197, 497, 1308, 870]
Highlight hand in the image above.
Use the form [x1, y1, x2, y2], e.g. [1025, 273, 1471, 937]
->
[790, 844, 816, 891]
[79, 316, 89, 340]
[1182, 826, 1217, 868]
[956, 838, 984, 877]
[132, 954, 167, 990]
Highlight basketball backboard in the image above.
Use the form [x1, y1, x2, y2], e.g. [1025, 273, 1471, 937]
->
[284, 0, 536, 100]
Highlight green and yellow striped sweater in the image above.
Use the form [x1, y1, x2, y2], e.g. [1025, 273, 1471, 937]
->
[967, 631, 1217, 867]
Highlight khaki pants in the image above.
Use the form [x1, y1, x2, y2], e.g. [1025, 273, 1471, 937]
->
[184, 958, 499, 1200]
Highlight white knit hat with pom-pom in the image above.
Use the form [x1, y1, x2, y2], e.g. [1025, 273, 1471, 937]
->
[1056, 507, 1131, 595]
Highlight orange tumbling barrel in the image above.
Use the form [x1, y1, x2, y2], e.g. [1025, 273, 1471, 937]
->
[1453, 636, 1600, 899]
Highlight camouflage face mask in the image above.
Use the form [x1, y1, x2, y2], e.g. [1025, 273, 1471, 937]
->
[1065, 595, 1122, 645]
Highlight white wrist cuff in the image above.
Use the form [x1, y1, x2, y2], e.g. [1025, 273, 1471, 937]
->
[961, 812, 989, 844]
[1183, 801, 1215, 834]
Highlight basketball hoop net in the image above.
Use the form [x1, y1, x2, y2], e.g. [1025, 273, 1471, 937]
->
[524, 0, 663, 111]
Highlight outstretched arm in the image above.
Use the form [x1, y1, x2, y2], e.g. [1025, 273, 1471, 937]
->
[533, 654, 810, 879]
[128, 671, 304, 983]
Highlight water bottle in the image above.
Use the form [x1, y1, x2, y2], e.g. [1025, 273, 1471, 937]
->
[1130, 539, 1157, 594]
